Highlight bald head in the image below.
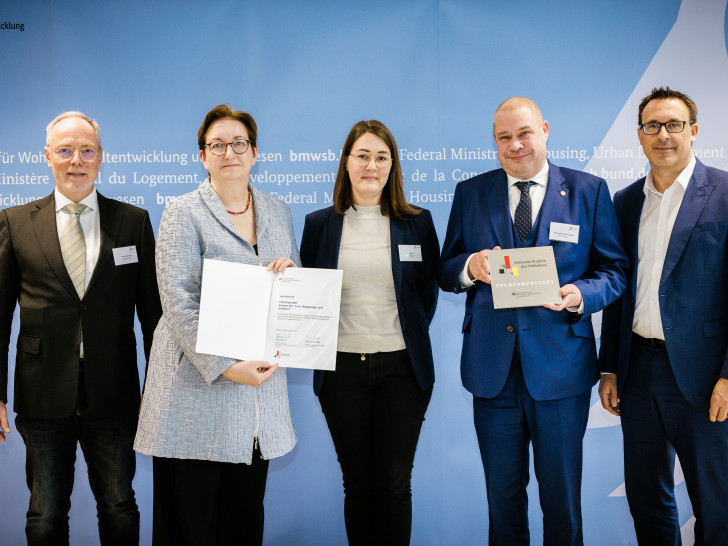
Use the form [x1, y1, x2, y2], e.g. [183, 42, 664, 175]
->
[493, 97, 543, 131]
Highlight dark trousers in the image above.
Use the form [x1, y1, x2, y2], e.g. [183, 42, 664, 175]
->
[473, 359, 590, 546]
[152, 449, 269, 546]
[621, 338, 728, 546]
[15, 410, 139, 546]
[318, 350, 432, 546]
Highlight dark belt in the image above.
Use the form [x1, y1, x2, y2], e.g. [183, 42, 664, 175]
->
[633, 333, 667, 349]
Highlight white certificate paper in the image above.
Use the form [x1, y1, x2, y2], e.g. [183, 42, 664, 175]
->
[196, 259, 343, 370]
[489, 247, 562, 309]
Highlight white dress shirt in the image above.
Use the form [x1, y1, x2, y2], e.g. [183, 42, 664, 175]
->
[460, 162, 549, 288]
[55, 189, 101, 358]
[632, 155, 696, 340]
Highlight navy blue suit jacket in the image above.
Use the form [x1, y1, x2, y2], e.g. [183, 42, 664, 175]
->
[300, 206, 440, 395]
[438, 162, 628, 401]
[600, 158, 728, 407]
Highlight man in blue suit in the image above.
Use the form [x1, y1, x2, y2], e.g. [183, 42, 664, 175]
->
[439, 97, 628, 545]
[599, 87, 728, 545]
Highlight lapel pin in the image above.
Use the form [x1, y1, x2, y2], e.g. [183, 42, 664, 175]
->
[560, 190, 566, 196]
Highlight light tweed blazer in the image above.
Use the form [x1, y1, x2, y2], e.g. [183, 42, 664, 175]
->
[134, 180, 299, 463]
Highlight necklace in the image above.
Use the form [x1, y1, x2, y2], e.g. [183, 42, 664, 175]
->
[226, 187, 252, 215]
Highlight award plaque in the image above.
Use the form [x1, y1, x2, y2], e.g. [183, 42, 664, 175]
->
[489, 247, 562, 309]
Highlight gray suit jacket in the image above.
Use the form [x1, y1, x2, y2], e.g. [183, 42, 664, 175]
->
[134, 181, 298, 463]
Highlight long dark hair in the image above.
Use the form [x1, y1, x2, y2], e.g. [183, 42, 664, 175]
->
[332, 120, 419, 219]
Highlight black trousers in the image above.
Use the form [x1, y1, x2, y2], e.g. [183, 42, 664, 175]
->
[318, 350, 432, 545]
[152, 449, 269, 546]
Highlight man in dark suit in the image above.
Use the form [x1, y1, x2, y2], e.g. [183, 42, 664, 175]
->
[0, 111, 161, 545]
[439, 97, 628, 545]
[599, 87, 728, 545]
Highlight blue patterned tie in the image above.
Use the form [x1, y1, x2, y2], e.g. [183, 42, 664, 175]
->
[514, 181, 534, 243]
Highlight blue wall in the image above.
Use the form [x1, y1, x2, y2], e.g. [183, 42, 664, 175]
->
[1, 1, 726, 543]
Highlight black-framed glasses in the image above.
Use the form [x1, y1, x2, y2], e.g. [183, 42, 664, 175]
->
[639, 121, 693, 135]
[348, 153, 392, 167]
[48, 146, 98, 161]
[204, 139, 251, 155]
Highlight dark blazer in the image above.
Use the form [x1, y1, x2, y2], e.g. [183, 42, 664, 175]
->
[0, 191, 162, 419]
[300, 206, 440, 395]
[600, 158, 728, 406]
[438, 162, 628, 401]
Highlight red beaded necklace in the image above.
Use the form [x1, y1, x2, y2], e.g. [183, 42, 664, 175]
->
[226, 187, 252, 215]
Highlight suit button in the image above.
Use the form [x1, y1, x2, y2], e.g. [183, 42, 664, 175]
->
[506, 325, 515, 333]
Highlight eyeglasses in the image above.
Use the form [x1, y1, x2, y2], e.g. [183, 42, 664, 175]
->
[204, 139, 251, 155]
[639, 121, 693, 135]
[49, 146, 99, 161]
[348, 153, 392, 167]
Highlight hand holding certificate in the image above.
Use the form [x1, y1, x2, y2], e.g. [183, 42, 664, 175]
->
[196, 259, 343, 370]
[488, 247, 562, 309]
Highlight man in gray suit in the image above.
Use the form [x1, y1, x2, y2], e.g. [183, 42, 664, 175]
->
[0, 111, 162, 545]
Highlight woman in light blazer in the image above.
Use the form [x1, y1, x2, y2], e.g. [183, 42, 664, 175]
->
[134, 105, 298, 546]
[300, 120, 439, 545]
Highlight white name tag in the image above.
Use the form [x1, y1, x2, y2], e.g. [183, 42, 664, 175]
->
[398, 244, 422, 262]
[549, 222, 580, 243]
[112, 246, 139, 265]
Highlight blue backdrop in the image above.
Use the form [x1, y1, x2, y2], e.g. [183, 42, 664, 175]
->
[1, 1, 726, 543]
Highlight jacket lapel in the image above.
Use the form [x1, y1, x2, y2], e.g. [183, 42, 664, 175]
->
[87, 193, 120, 295]
[251, 185, 272, 250]
[488, 170, 516, 248]
[327, 210, 343, 269]
[30, 193, 79, 299]
[621, 183, 645, 298]
[389, 217, 404, 307]
[661, 160, 714, 285]
[533, 162, 567, 246]
[199, 179, 248, 241]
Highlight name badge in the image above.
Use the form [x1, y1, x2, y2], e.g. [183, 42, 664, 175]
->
[398, 245, 422, 262]
[113, 246, 139, 265]
[549, 222, 580, 244]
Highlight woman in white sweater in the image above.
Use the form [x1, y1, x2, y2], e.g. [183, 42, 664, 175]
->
[300, 120, 440, 545]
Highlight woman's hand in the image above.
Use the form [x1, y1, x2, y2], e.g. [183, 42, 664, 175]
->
[222, 360, 279, 387]
[267, 257, 297, 273]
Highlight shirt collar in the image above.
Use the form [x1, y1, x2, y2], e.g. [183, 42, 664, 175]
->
[54, 188, 99, 212]
[507, 161, 550, 189]
[644, 154, 695, 197]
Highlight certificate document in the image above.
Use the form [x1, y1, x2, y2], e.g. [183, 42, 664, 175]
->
[196, 259, 343, 370]
[489, 247, 562, 309]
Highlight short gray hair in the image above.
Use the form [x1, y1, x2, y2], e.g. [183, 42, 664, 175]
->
[45, 111, 101, 145]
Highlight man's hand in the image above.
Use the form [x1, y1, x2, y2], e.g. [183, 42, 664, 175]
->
[709, 378, 728, 422]
[598, 373, 620, 416]
[0, 401, 10, 442]
[468, 246, 501, 284]
[222, 360, 279, 388]
[545, 284, 583, 312]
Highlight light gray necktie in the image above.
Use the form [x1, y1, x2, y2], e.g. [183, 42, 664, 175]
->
[60, 203, 88, 298]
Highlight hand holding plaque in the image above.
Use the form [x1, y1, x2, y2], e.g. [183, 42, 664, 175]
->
[488, 247, 562, 309]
